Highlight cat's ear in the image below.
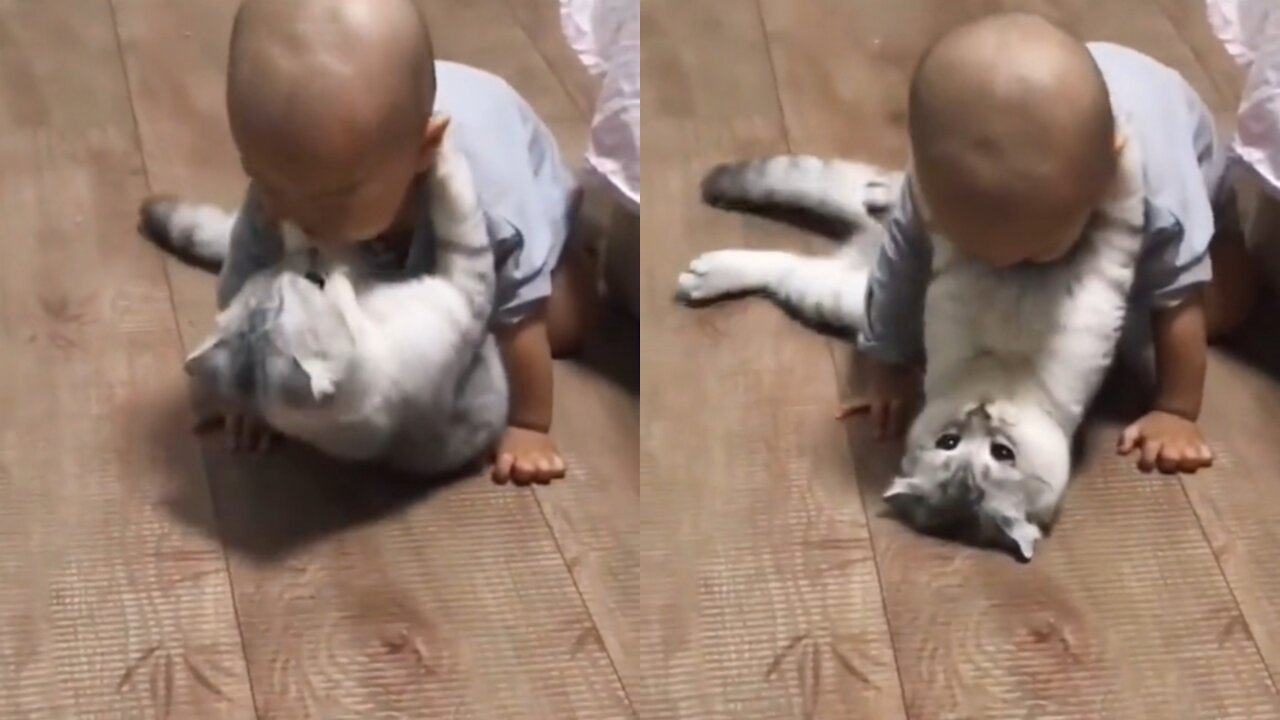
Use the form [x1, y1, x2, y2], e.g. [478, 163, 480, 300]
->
[284, 356, 337, 404]
[884, 474, 928, 499]
[883, 476, 931, 524]
[995, 512, 1042, 562]
[418, 113, 452, 170]
[184, 333, 231, 382]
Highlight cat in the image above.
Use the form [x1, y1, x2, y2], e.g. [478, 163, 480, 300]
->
[675, 132, 1147, 561]
[140, 126, 507, 476]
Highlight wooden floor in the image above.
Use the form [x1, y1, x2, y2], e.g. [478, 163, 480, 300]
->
[7, 0, 1280, 718]
[0, 1, 636, 717]
[641, 1, 1280, 719]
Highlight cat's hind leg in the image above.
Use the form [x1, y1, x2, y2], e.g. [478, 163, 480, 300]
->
[702, 156, 903, 228]
[676, 249, 868, 330]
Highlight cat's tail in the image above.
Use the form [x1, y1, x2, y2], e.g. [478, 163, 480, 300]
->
[137, 196, 235, 272]
[701, 155, 904, 230]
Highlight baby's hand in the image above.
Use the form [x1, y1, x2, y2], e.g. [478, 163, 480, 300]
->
[838, 359, 921, 440]
[492, 426, 566, 485]
[194, 412, 280, 453]
[1118, 411, 1213, 474]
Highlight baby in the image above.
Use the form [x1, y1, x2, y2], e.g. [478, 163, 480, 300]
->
[166, 0, 596, 484]
[856, 13, 1259, 475]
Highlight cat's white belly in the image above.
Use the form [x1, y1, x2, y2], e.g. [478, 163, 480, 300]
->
[923, 239, 1134, 435]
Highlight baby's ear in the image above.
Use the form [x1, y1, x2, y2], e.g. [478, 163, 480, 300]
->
[418, 113, 452, 170]
[1113, 131, 1127, 157]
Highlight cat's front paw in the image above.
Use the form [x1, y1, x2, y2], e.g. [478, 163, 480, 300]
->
[676, 250, 767, 303]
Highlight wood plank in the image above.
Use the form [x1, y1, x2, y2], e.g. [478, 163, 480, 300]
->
[1187, 321, 1280, 687]
[0, 0, 255, 716]
[112, 0, 634, 716]
[638, 2, 906, 718]
[757, 0, 1280, 716]
[498, 0, 598, 119]
[416, 0, 583, 125]
[415, 0, 641, 701]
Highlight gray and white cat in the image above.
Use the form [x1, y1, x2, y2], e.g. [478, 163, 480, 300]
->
[142, 127, 507, 476]
[675, 132, 1146, 560]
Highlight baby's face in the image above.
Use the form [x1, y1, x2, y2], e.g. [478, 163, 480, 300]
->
[915, 173, 1097, 269]
[240, 137, 423, 246]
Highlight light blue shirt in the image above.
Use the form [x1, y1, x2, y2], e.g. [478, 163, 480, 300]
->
[858, 42, 1226, 365]
[424, 61, 577, 325]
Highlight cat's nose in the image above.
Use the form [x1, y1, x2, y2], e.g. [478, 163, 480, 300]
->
[959, 470, 984, 503]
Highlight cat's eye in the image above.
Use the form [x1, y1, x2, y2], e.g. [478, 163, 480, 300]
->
[935, 433, 961, 450]
[991, 442, 1016, 463]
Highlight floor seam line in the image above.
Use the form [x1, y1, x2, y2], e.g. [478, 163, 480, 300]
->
[823, 340, 914, 719]
[530, 486, 637, 714]
[105, 2, 263, 716]
[1176, 471, 1280, 693]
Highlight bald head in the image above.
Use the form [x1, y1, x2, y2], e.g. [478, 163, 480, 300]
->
[908, 14, 1117, 265]
[228, 0, 436, 188]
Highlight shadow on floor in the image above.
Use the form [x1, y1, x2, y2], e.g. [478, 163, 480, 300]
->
[573, 302, 639, 396]
[144, 391, 468, 562]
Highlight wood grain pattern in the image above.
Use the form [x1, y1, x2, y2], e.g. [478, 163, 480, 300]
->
[785, 3, 1280, 716]
[414, 0, 642, 702]
[639, 2, 906, 719]
[0, 0, 254, 716]
[642, 0, 1280, 718]
[498, 0, 598, 118]
[111, 0, 635, 716]
[1188, 322, 1280, 687]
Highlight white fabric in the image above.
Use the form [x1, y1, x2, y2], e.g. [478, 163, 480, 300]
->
[1207, 0, 1280, 198]
[561, 0, 640, 211]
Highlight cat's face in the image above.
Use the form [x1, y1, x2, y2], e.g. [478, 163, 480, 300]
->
[184, 271, 355, 417]
[885, 401, 1071, 561]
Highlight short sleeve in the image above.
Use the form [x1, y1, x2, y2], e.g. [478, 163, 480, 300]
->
[488, 213, 555, 327]
[1137, 90, 1222, 308]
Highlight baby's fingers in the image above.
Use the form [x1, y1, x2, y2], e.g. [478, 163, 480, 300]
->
[836, 399, 871, 420]
[1117, 424, 1142, 454]
[1178, 443, 1214, 473]
[492, 454, 516, 484]
[1137, 439, 1163, 473]
[870, 402, 890, 440]
[885, 401, 908, 440]
[1156, 446, 1182, 475]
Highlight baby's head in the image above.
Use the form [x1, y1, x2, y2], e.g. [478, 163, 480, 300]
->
[908, 13, 1121, 267]
[226, 0, 445, 246]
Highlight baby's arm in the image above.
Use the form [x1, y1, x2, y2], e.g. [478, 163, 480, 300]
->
[1152, 292, 1208, 420]
[493, 304, 564, 485]
[1118, 292, 1213, 473]
[844, 179, 932, 439]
